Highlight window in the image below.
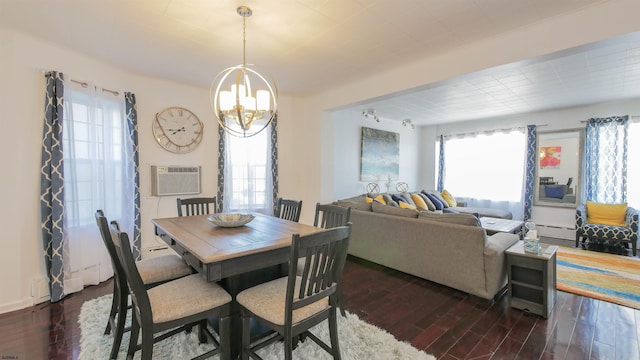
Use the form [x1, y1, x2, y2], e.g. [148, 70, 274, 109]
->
[443, 130, 525, 201]
[61, 81, 134, 291]
[439, 129, 526, 219]
[225, 128, 272, 213]
[63, 89, 129, 226]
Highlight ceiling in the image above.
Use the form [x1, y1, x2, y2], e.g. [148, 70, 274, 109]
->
[2, 0, 640, 126]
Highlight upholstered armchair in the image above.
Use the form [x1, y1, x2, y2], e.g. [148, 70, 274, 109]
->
[576, 204, 639, 256]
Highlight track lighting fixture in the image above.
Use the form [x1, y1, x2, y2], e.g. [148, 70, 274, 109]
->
[402, 119, 415, 129]
[362, 109, 380, 122]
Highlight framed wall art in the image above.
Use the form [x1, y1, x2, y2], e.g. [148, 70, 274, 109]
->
[540, 146, 562, 169]
[360, 127, 399, 181]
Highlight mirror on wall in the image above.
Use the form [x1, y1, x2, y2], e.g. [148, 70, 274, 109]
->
[534, 129, 584, 208]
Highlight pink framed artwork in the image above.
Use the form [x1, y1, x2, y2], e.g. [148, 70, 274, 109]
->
[540, 146, 561, 169]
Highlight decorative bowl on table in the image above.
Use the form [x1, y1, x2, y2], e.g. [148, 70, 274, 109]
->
[208, 213, 255, 227]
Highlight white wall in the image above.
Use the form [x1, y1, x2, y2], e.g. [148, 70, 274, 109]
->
[329, 109, 421, 200]
[0, 29, 297, 313]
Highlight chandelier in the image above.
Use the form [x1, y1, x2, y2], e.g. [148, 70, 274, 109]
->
[210, 6, 278, 138]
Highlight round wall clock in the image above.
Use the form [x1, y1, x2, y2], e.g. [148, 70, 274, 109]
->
[152, 106, 204, 153]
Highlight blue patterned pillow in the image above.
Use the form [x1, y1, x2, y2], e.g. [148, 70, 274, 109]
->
[391, 194, 408, 204]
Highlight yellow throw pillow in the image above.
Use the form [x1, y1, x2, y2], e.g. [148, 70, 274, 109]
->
[365, 196, 373, 204]
[398, 201, 417, 210]
[411, 193, 429, 210]
[441, 189, 458, 207]
[374, 194, 386, 205]
[586, 201, 627, 226]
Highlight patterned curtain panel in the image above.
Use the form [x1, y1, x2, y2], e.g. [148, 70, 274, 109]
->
[270, 114, 279, 215]
[437, 134, 445, 192]
[40, 71, 65, 302]
[523, 125, 537, 220]
[585, 116, 628, 203]
[216, 124, 226, 213]
[125, 92, 141, 260]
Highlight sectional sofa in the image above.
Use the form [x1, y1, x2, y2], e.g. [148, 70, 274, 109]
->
[334, 194, 520, 300]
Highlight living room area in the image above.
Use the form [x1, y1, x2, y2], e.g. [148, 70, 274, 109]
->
[323, 101, 640, 358]
[326, 97, 640, 246]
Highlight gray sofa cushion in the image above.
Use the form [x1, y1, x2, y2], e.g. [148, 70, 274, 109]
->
[450, 206, 512, 219]
[333, 195, 372, 211]
[372, 201, 418, 218]
[381, 194, 398, 206]
[419, 211, 481, 227]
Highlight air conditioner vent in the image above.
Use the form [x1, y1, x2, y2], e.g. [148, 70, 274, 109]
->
[151, 166, 201, 196]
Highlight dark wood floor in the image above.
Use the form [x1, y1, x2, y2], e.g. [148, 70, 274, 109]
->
[1, 250, 639, 359]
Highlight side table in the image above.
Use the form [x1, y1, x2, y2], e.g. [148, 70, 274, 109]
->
[505, 241, 558, 318]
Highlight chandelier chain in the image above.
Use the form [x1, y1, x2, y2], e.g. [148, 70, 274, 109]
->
[242, 13, 247, 68]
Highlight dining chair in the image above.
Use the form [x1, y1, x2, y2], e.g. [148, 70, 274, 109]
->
[237, 224, 352, 360]
[109, 221, 232, 360]
[275, 198, 303, 222]
[177, 196, 216, 216]
[95, 210, 194, 360]
[313, 203, 351, 229]
[311, 203, 352, 318]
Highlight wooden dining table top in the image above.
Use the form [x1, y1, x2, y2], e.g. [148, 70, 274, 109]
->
[151, 212, 322, 264]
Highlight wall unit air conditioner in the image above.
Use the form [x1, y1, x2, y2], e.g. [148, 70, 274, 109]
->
[151, 166, 201, 196]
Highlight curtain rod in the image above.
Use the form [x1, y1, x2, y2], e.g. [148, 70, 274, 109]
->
[440, 124, 548, 139]
[579, 115, 640, 123]
[70, 79, 120, 96]
[43, 70, 120, 96]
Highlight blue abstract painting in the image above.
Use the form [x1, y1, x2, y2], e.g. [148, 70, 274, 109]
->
[360, 127, 399, 181]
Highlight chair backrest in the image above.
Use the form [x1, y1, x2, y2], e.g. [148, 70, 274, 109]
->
[109, 221, 152, 320]
[313, 203, 351, 229]
[287, 224, 352, 317]
[275, 198, 303, 222]
[177, 197, 216, 216]
[95, 210, 128, 291]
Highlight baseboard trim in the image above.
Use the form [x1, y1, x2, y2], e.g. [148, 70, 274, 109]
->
[0, 297, 41, 315]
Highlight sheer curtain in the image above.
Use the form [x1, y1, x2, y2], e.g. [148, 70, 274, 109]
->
[61, 80, 134, 294]
[223, 125, 274, 213]
[441, 129, 527, 220]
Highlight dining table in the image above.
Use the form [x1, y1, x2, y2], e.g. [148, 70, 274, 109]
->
[152, 212, 323, 358]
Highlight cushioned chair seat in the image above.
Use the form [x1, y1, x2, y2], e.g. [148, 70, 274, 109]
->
[137, 254, 192, 285]
[237, 276, 328, 326]
[148, 274, 232, 323]
[580, 223, 633, 240]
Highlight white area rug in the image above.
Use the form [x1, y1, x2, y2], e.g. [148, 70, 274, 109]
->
[78, 294, 435, 359]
